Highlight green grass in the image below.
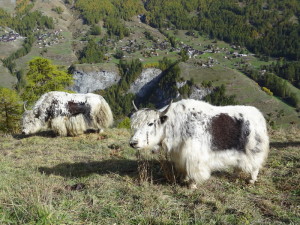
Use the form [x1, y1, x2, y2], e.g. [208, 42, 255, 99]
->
[0, 128, 299, 224]
[46, 31, 74, 56]
[0, 38, 24, 60]
[0, 63, 17, 89]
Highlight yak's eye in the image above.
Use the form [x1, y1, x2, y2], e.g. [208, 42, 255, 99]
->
[148, 123, 154, 126]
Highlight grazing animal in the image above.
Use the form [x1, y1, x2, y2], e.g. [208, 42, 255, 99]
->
[129, 99, 269, 186]
[22, 91, 113, 136]
[131, 101, 164, 154]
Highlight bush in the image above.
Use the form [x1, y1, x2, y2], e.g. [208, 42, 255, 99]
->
[90, 25, 101, 35]
[0, 88, 22, 134]
[117, 117, 131, 129]
[52, 7, 64, 14]
[262, 87, 273, 96]
[114, 49, 124, 59]
[79, 39, 105, 63]
[143, 62, 159, 68]
[204, 84, 237, 106]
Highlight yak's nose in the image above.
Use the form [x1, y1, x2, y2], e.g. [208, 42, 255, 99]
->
[130, 140, 138, 148]
[22, 131, 25, 135]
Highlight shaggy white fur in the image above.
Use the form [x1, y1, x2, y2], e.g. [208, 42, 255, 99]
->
[130, 99, 269, 186]
[22, 91, 113, 136]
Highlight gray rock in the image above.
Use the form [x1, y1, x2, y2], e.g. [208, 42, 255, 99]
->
[129, 68, 162, 98]
[189, 85, 212, 100]
[71, 70, 120, 93]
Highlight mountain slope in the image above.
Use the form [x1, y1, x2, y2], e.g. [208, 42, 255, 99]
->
[0, 0, 299, 127]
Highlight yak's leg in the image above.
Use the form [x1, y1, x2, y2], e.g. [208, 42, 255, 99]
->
[183, 140, 211, 187]
[249, 168, 259, 184]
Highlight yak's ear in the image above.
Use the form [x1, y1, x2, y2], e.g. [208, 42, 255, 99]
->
[160, 115, 168, 124]
[34, 108, 40, 118]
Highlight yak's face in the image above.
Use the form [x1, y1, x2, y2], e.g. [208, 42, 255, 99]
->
[130, 109, 168, 150]
[22, 110, 43, 135]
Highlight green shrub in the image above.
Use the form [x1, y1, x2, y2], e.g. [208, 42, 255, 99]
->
[52, 7, 64, 14]
[117, 117, 131, 129]
[90, 24, 101, 35]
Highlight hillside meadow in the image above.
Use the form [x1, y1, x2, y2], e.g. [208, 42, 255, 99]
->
[0, 127, 299, 224]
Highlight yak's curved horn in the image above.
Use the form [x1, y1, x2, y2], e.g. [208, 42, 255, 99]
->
[23, 101, 28, 111]
[132, 100, 138, 111]
[160, 99, 173, 116]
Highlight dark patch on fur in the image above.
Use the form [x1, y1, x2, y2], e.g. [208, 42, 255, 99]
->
[209, 113, 250, 152]
[44, 99, 92, 122]
[45, 99, 60, 121]
[67, 101, 89, 116]
[160, 115, 168, 124]
[67, 101, 92, 122]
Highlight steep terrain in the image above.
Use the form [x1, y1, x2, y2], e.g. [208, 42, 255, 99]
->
[0, 0, 299, 127]
[71, 63, 120, 93]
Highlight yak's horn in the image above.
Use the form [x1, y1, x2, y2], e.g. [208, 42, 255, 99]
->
[132, 100, 138, 111]
[160, 100, 173, 116]
[23, 101, 28, 111]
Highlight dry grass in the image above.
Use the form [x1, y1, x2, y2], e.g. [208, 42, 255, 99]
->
[0, 127, 299, 224]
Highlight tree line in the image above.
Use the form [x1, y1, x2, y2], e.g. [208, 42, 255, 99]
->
[74, 0, 144, 24]
[262, 59, 300, 89]
[241, 66, 299, 108]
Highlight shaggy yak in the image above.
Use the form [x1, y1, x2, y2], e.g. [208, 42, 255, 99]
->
[130, 99, 269, 188]
[22, 91, 113, 136]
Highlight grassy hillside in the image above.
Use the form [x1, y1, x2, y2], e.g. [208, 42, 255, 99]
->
[0, 62, 17, 88]
[0, 128, 299, 224]
[180, 62, 300, 126]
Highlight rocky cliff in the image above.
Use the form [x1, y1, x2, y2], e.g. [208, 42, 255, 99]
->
[71, 68, 120, 93]
[128, 68, 162, 98]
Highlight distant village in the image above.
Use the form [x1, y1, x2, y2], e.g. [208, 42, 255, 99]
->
[115, 34, 253, 68]
[35, 29, 64, 48]
[0, 30, 22, 42]
[0, 27, 64, 48]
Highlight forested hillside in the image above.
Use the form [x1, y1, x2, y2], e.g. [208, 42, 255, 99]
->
[72, 0, 300, 60]
[143, 0, 300, 60]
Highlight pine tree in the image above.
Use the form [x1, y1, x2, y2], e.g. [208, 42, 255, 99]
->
[0, 88, 22, 133]
[21, 57, 73, 105]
